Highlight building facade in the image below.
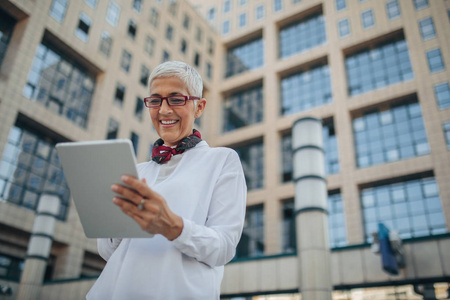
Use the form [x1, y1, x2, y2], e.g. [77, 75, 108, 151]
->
[0, 0, 450, 299]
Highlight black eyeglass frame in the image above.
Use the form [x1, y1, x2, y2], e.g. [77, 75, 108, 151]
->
[143, 95, 200, 108]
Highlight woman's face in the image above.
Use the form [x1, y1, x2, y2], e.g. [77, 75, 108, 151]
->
[149, 77, 206, 147]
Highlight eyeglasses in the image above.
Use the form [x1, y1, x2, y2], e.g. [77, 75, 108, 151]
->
[143, 95, 200, 108]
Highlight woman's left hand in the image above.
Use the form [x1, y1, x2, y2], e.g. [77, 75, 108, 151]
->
[111, 175, 183, 240]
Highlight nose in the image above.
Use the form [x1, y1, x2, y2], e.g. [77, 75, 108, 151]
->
[159, 98, 173, 114]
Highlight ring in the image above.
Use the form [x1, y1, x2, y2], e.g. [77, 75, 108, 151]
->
[137, 198, 146, 211]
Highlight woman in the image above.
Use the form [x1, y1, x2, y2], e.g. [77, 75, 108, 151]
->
[86, 61, 247, 299]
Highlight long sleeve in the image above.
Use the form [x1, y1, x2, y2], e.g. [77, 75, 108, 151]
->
[171, 151, 247, 267]
[97, 238, 122, 261]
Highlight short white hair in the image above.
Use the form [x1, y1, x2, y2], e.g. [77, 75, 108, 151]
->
[147, 61, 203, 97]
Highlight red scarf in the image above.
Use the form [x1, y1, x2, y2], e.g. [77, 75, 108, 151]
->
[151, 130, 202, 164]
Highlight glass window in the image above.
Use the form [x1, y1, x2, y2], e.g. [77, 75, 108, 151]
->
[279, 13, 326, 58]
[386, 0, 401, 19]
[75, 13, 91, 42]
[419, 17, 436, 40]
[235, 204, 264, 258]
[223, 0, 231, 13]
[233, 141, 264, 190]
[353, 101, 429, 168]
[281, 64, 332, 115]
[345, 39, 413, 96]
[0, 125, 70, 220]
[226, 37, 264, 77]
[444, 122, 450, 149]
[128, 19, 137, 39]
[338, 18, 350, 38]
[223, 85, 263, 132]
[114, 83, 125, 107]
[99, 31, 112, 57]
[130, 132, 139, 155]
[239, 13, 247, 28]
[149, 8, 159, 28]
[166, 24, 173, 41]
[23, 42, 96, 128]
[0, 10, 16, 68]
[361, 9, 375, 29]
[132, 0, 142, 13]
[427, 48, 445, 73]
[335, 0, 346, 11]
[196, 26, 203, 42]
[239, 0, 248, 6]
[434, 82, 450, 110]
[106, 1, 120, 27]
[194, 52, 200, 67]
[49, 0, 68, 23]
[140, 65, 149, 86]
[208, 7, 216, 21]
[168, 2, 177, 16]
[120, 50, 132, 73]
[208, 38, 214, 55]
[222, 20, 230, 35]
[183, 14, 190, 29]
[361, 176, 445, 242]
[413, 0, 428, 10]
[274, 0, 283, 12]
[0, 253, 23, 281]
[85, 0, 98, 8]
[162, 50, 170, 62]
[281, 199, 296, 253]
[206, 62, 212, 80]
[106, 118, 119, 139]
[135, 97, 144, 121]
[293, 0, 301, 3]
[328, 192, 347, 247]
[180, 38, 187, 54]
[144, 35, 155, 56]
[256, 5, 265, 20]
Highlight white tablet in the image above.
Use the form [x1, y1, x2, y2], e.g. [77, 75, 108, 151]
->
[56, 139, 151, 238]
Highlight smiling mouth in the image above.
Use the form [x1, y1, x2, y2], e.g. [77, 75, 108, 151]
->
[160, 120, 178, 125]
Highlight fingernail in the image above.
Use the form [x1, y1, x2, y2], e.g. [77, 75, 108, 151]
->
[113, 197, 119, 204]
[111, 185, 118, 191]
[122, 175, 129, 182]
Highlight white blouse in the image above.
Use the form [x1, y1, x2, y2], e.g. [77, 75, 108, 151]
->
[86, 141, 247, 300]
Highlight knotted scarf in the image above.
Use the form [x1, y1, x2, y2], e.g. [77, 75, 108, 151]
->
[151, 130, 202, 164]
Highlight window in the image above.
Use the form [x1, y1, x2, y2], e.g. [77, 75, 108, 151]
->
[427, 48, 445, 73]
[223, 85, 263, 132]
[75, 13, 91, 42]
[235, 204, 264, 258]
[168, 2, 177, 16]
[49, 0, 68, 23]
[223, 0, 231, 13]
[222, 20, 230, 35]
[444, 122, 450, 149]
[106, 118, 119, 139]
[0, 10, 16, 68]
[106, 1, 120, 27]
[23, 42, 96, 128]
[114, 83, 125, 107]
[281, 120, 339, 182]
[419, 17, 436, 40]
[180, 38, 187, 54]
[196, 27, 203, 42]
[281, 64, 332, 115]
[194, 52, 200, 67]
[386, 0, 401, 19]
[434, 83, 450, 109]
[208, 7, 216, 21]
[233, 141, 264, 190]
[120, 50, 132, 73]
[293, 0, 301, 3]
[335, 0, 346, 11]
[132, 0, 142, 13]
[149, 8, 159, 27]
[281, 200, 296, 253]
[130, 132, 140, 155]
[206, 62, 212, 80]
[135, 97, 144, 121]
[128, 19, 137, 39]
[361, 176, 445, 242]
[413, 0, 428, 10]
[328, 192, 347, 247]
[0, 125, 70, 220]
[226, 37, 264, 77]
[239, 0, 248, 6]
[162, 50, 170, 62]
[361, 9, 375, 29]
[166, 24, 173, 41]
[207, 38, 214, 55]
[279, 13, 326, 58]
[85, 0, 98, 8]
[140, 65, 149, 86]
[0, 253, 23, 281]
[99, 31, 112, 57]
[353, 101, 429, 168]
[346, 39, 413, 95]
[239, 13, 247, 28]
[274, 0, 283, 12]
[144, 35, 155, 56]
[256, 5, 265, 20]
[183, 14, 190, 29]
[338, 18, 350, 37]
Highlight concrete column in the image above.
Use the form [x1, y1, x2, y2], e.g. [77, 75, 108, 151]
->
[292, 117, 332, 300]
[17, 193, 60, 300]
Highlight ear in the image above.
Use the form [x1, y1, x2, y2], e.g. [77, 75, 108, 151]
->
[194, 98, 207, 118]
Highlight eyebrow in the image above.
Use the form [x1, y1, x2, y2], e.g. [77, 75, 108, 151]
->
[150, 92, 184, 97]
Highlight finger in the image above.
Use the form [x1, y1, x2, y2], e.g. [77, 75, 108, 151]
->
[111, 184, 142, 205]
[122, 175, 155, 199]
